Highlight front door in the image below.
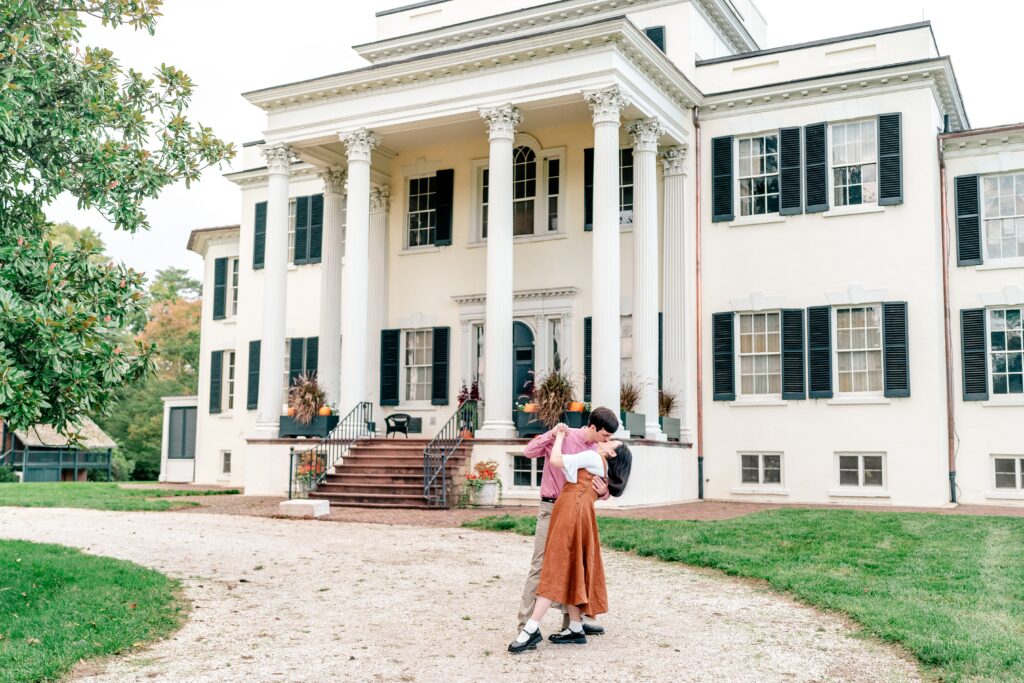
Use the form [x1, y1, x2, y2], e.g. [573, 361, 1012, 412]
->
[512, 321, 535, 406]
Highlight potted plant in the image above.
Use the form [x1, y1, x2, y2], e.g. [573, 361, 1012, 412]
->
[514, 379, 545, 438]
[620, 375, 645, 439]
[659, 388, 681, 442]
[532, 368, 577, 430]
[464, 460, 502, 507]
[279, 374, 340, 438]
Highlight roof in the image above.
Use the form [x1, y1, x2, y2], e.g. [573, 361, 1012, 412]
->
[187, 224, 240, 255]
[12, 416, 117, 450]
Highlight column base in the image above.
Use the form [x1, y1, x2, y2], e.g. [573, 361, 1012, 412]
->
[643, 424, 668, 442]
[476, 421, 517, 440]
[255, 420, 280, 439]
[614, 426, 631, 439]
[678, 427, 695, 446]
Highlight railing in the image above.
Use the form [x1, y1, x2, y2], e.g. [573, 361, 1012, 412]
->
[288, 402, 373, 500]
[0, 448, 112, 481]
[423, 400, 480, 508]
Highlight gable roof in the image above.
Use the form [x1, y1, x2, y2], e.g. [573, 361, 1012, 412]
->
[10, 416, 117, 450]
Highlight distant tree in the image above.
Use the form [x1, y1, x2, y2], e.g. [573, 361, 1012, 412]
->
[46, 221, 107, 258]
[149, 267, 201, 303]
[140, 297, 200, 383]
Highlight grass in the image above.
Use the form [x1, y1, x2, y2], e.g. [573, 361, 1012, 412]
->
[467, 510, 1024, 683]
[0, 539, 186, 683]
[0, 483, 240, 512]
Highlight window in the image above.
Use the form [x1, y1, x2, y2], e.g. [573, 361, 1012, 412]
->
[740, 453, 782, 485]
[473, 323, 485, 390]
[619, 148, 634, 225]
[167, 406, 196, 459]
[547, 158, 560, 232]
[994, 456, 1024, 490]
[831, 120, 877, 206]
[221, 451, 232, 476]
[738, 312, 781, 395]
[836, 305, 883, 394]
[990, 308, 1024, 395]
[229, 257, 239, 317]
[407, 176, 436, 247]
[404, 329, 433, 402]
[283, 339, 292, 399]
[982, 174, 1024, 261]
[477, 146, 564, 239]
[287, 198, 296, 264]
[838, 453, 885, 488]
[513, 146, 537, 236]
[549, 318, 562, 372]
[513, 455, 545, 487]
[481, 168, 490, 238]
[738, 135, 779, 216]
[224, 351, 236, 411]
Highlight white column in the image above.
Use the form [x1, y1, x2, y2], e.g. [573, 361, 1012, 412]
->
[367, 185, 390, 405]
[584, 86, 629, 430]
[318, 168, 346, 407]
[339, 129, 379, 411]
[256, 144, 294, 433]
[629, 118, 666, 441]
[662, 145, 690, 441]
[476, 104, 522, 438]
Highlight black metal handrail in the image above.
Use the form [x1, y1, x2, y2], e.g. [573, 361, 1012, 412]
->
[423, 400, 480, 508]
[288, 402, 373, 499]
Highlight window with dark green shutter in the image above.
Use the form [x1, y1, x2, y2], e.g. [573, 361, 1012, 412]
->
[287, 337, 318, 387]
[658, 312, 664, 390]
[380, 329, 401, 406]
[712, 312, 735, 400]
[882, 302, 910, 397]
[431, 327, 450, 405]
[253, 201, 267, 269]
[955, 175, 982, 266]
[711, 136, 734, 222]
[305, 337, 319, 377]
[961, 308, 989, 401]
[291, 194, 324, 265]
[781, 309, 806, 399]
[294, 195, 309, 264]
[434, 169, 454, 246]
[209, 350, 223, 414]
[644, 26, 666, 52]
[583, 317, 592, 401]
[308, 194, 324, 263]
[168, 406, 196, 459]
[878, 113, 903, 205]
[247, 340, 260, 410]
[804, 123, 829, 213]
[584, 148, 594, 232]
[807, 306, 833, 398]
[779, 127, 803, 215]
[212, 257, 227, 320]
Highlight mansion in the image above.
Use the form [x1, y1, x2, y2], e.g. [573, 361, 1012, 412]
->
[161, 0, 1022, 509]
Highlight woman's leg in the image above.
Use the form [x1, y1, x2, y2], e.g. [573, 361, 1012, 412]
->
[566, 605, 582, 623]
[529, 596, 552, 623]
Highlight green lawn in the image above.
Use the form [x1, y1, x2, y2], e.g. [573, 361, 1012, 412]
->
[0, 483, 239, 511]
[0, 540, 185, 683]
[467, 510, 1024, 683]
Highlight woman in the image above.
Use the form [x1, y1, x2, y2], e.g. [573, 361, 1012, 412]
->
[509, 424, 632, 653]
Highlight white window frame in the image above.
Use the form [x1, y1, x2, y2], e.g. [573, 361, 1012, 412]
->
[986, 307, 1024, 398]
[548, 317, 563, 372]
[401, 329, 434, 406]
[834, 452, 887, 490]
[220, 450, 232, 477]
[619, 147, 634, 227]
[282, 339, 293, 409]
[512, 454, 544, 490]
[223, 351, 236, 412]
[228, 257, 240, 318]
[735, 310, 782, 399]
[980, 173, 1024, 265]
[287, 198, 297, 265]
[737, 451, 784, 488]
[736, 133, 780, 217]
[405, 173, 438, 250]
[832, 304, 884, 397]
[828, 119, 878, 208]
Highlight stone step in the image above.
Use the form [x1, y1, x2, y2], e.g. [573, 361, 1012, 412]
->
[315, 482, 430, 496]
[307, 498, 439, 510]
[326, 472, 426, 484]
[308, 491, 433, 506]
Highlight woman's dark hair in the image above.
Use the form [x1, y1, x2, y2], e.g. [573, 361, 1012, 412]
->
[606, 444, 632, 497]
[588, 407, 619, 434]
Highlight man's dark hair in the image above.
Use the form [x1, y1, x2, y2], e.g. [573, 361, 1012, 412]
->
[607, 444, 632, 497]
[588, 406, 619, 434]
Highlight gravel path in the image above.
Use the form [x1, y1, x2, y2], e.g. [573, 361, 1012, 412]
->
[0, 507, 920, 683]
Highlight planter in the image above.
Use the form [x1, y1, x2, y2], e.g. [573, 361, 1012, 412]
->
[567, 401, 585, 413]
[660, 416, 681, 442]
[621, 411, 646, 439]
[279, 415, 339, 438]
[471, 481, 499, 507]
[515, 411, 546, 438]
[562, 411, 585, 429]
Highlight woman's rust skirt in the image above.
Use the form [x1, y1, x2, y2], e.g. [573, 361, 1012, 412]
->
[535, 468, 608, 617]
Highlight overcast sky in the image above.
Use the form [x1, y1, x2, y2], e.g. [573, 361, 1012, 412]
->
[46, 0, 1024, 281]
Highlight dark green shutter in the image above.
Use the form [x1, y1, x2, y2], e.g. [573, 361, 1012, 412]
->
[779, 127, 803, 215]
[308, 194, 324, 263]
[583, 148, 594, 232]
[380, 329, 401, 406]
[807, 306, 833, 398]
[644, 26, 666, 52]
[882, 302, 910, 397]
[955, 175, 982, 266]
[288, 338, 305, 388]
[961, 309, 988, 401]
[294, 195, 309, 265]
[212, 257, 227, 320]
[658, 312, 664, 390]
[804, 123, 829, 213]
[878, 114, 903, 205]
[246, 340, 260, 410]
[434, 169, 454, 246]
[781, 309, 806, 399]
[305, 337, 319, 378]
[431, 327, 450, 405]
[253, 201, 267, 270]
[583, 317, 593, 401]
[711, 136, 734, 223]
[209, 350, 223, 414]
[712, 312, 735, 400]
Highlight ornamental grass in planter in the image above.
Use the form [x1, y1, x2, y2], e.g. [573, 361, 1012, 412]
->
[280, 374, 338, 438]
[659, 388, 681, 442]
[532, 368, 576, 429]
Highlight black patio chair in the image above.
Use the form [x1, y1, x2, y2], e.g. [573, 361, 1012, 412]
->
[385, 413, 411, 438]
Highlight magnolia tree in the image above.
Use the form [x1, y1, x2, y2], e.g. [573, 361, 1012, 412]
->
[0, 0, 233, 434]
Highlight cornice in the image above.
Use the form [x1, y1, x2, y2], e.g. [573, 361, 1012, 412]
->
[224, 162, 320, 188]
[941, 125, 1024, 157]
[452, 286, 579, 305]
[186, 225, 240, 255]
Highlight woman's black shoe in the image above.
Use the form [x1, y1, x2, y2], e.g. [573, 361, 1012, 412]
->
[548, 629, 587, 645]
[508, 629, 543, 654]
[582, 623, 605, 636]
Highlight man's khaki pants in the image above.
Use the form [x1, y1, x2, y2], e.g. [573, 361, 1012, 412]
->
[516, 500, 570, 632]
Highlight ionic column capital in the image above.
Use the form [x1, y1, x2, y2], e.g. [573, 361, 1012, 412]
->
[627, 118, 665, 153]
[370, 185, 391, 214]
[261, 143, 295, 175]
[661, 145, 689, 177]
[319, 167, 347, 196]
[583, 86, 630, 125]
[479, 104, 523, 142]
[340, 128, 380, 163]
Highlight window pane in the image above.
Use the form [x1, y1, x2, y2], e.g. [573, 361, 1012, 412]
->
[839, 455, 860, 486]
[994, 458, 1017, 489]
[863, 456, 884, 487]
[741, 454, 760, 483]
[763, 455, 781, 484]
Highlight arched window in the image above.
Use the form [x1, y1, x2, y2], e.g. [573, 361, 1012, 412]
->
[512, 145, 537, 236]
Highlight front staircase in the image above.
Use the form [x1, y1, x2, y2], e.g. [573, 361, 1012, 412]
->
[308, 438, 472, 509]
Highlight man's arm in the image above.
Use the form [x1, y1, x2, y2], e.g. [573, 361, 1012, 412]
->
[593, 476, 610, 500]
[522, 429, 556, 459]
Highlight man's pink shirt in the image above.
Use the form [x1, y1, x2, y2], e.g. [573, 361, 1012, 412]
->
[522, 427, 608, 501]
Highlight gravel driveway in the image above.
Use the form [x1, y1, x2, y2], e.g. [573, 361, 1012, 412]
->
[0, 507, 920, 683]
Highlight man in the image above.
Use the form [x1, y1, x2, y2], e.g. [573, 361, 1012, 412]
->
[516, 406, 620, 636]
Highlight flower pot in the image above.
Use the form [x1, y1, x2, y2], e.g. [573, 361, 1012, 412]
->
[660, 416, 681, 442]
[471, 481, 499, 507]
[567, 401, 585, 413]
[279, 415, 340, 438]
[515, 411, 546, 437]
[561, 411, 585, 429]
[522, 403, 537, 413]
[621, 411, 645, 439]
[459, 427, 474, 440]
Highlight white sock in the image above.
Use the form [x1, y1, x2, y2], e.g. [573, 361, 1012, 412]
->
[515, 619, 540, 644]
[569, 620, 583, 633]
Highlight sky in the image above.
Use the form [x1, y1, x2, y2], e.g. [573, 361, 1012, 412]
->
[46, 0, 1024, 281]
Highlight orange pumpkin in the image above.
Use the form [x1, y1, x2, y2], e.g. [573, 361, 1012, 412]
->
[287, 406, 297, 417]
[318, 406, 332, 417]
[567, 401, 585, 412]
[523, 403, 537, 413]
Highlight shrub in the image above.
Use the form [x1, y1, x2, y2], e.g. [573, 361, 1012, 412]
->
[532, 368, 576, 428]
[620, 375, 643, 413]
[0, 466, 19, 483]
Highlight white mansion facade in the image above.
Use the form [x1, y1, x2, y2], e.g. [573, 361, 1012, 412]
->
[163, 0, 1023, 508]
